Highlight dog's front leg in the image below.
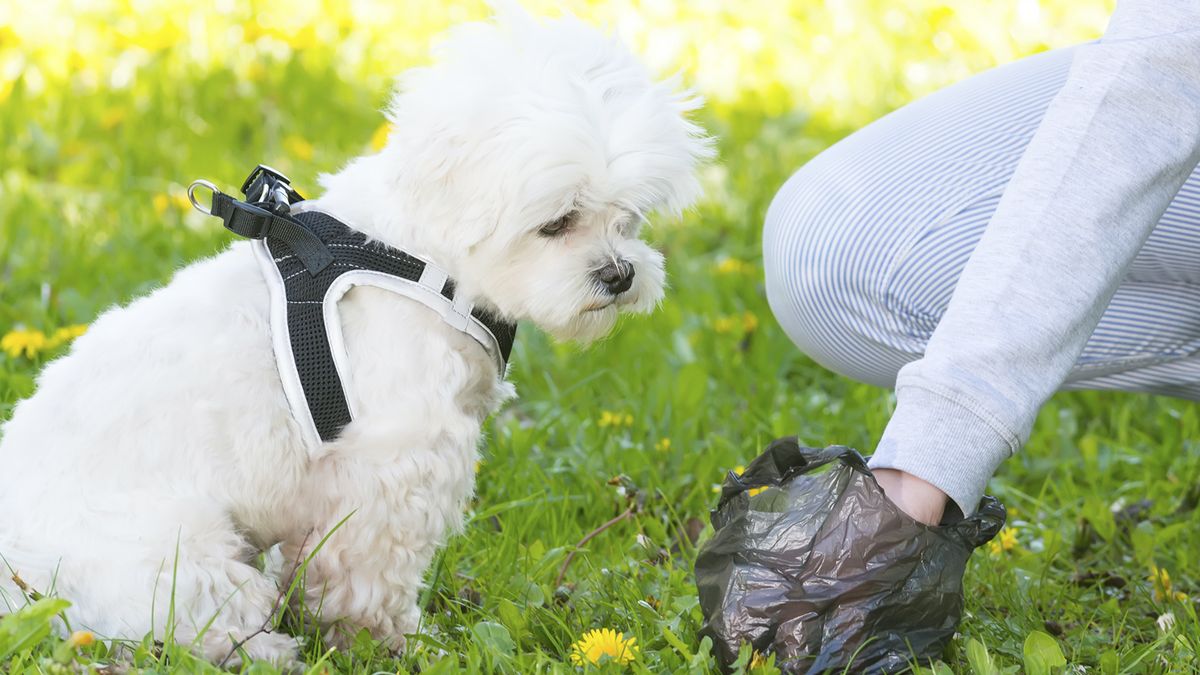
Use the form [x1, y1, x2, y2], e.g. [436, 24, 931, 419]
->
[281, 434, 477, 652]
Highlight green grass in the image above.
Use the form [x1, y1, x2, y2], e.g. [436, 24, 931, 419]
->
[3, 44, 1200, 675]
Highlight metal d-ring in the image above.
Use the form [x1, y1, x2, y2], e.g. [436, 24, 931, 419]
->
[187, 179, 219, 216]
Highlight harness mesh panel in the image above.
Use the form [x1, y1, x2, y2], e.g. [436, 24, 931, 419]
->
[266, 211, 513, 442]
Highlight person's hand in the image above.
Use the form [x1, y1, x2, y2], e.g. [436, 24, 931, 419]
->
[872, 468, 950, 525]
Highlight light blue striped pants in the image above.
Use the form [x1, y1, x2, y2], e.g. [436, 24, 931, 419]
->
[765, 45, 1200, 401]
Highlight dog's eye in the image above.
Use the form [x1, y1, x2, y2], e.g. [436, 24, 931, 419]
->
[539, 212, 576, 237]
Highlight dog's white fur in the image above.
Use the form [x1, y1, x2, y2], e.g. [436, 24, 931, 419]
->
[0, 5, 709, 664]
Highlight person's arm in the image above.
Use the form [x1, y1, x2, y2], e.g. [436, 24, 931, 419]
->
[871, 2, 1200, 518]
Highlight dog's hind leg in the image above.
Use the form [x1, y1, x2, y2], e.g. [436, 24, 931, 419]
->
[43, 504, 301, 666]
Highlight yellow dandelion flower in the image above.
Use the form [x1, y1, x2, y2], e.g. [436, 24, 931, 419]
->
[569, 628, 638, 666]
[67, 630, 95, 648]
[100, 106, 126, 130]
[987, 527, 1019, 555]
[742, 312, 759, 333]
[153, 192, 191, 217]
[46, 324, 88, 349]
[1151, 565, 1179, 602]
[370, 122, 392, 152]
[283, 135, 314, 161]
[171, 192, 192, 212]
[749, 650, 769, 669]
[654, 437, 671, 452]
[716, 258, 749, 275]
[597, 411, 632, 429]
[2, 328, 48, 359]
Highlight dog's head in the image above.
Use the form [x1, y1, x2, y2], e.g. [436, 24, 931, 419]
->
[377, 3, 712, 343]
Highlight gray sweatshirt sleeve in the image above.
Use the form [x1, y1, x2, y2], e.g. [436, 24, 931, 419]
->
[869, 2, 1200, 515]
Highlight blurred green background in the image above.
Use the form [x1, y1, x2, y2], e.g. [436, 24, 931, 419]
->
[12, 2, 1200, 674]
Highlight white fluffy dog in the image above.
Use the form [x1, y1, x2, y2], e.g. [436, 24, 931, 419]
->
[0, 4, 709, 665]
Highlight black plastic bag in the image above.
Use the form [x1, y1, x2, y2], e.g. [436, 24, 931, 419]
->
[695, 438, 1006, 673]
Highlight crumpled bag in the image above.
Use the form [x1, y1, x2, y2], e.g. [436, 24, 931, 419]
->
[695, 438, 1006, 673]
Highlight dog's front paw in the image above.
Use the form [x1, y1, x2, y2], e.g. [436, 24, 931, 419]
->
[199, 629, 302, 669]
[321, 605, 415, 653]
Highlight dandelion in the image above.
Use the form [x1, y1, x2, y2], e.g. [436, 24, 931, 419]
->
[597, 411, 633, 429]
[714, 312, 759, 335]
[987, 526, 1019, 555]
[1, 328, 48, 359]
[283, 135, 314, 161]
[67, 630, 95, 648]
[1149, 565, 1185, 602]
[749, 650, 769, 669]
[716, 258, 751, 276]
[654, 437, 671, 452]
[100, 106, 126, 130]
[569, 628, 638, 666]
[370, 122, 392, 152]
[46, 324, 88, 350]
[742, 312, 759, 333]
[154, 192, 191, 217]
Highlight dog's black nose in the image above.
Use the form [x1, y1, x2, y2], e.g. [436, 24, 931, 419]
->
[596, 260, 635, 295]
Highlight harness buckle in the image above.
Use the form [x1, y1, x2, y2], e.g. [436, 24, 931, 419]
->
[241, 164, 292, 196]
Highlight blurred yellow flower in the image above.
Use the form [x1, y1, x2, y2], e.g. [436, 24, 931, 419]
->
[370, 122, 392, 152]
[750, 650, 769, 670]
[598, 410, 633, 428]
[987, 527, 1019, 555]
[46, 324, 88, 349]
[569, 628, 637, 666]
[716, 258, 751, 276]
[1149, 565, 1186, 602]
[283, 135, 314, 161]
[67, 630, 95, 648]
[154, 192, 192, 217]
[714, 312, 759, 335]
[2, 328, 48, 359]
[100, 106, 126, 130]
[654, 437, 671, 452]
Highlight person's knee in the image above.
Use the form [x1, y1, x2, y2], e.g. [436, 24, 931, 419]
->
[763, 173, 907, 387]
[764, 172, 857, 333]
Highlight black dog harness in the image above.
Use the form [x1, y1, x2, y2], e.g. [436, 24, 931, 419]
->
[189, 166, 516, 447]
